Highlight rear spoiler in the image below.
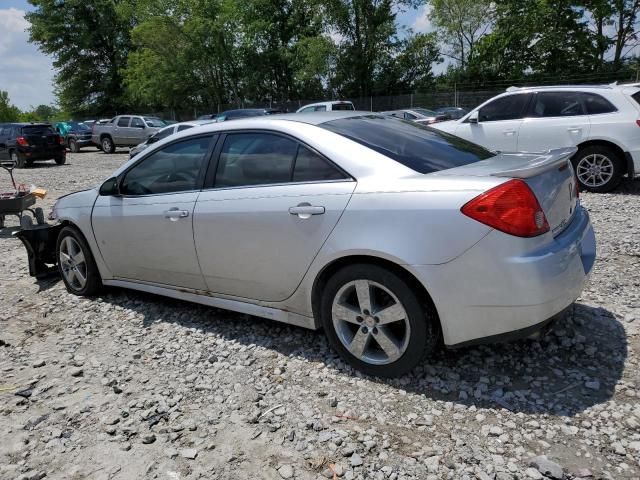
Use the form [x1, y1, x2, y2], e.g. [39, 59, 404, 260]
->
[492, 147, 577, 179]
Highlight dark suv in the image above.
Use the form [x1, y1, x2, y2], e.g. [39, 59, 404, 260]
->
[0, 123, 66, 168]
[54, 121, 94, 152]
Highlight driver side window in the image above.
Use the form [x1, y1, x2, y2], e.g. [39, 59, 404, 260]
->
[121, 136, 212, 195]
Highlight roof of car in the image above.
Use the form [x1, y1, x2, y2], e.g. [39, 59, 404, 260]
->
[212, 110, 379, 126]
[505, 83, 640, 92]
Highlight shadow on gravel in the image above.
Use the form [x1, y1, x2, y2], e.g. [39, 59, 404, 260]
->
[615, 178, 640, 195]
[94, 287, 626, 417]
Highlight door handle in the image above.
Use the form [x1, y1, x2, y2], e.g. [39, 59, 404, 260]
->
[289, 203, 325, 219]
[164, 207, 189, 221]
[567, 127, 582, 134]
[503, 129, 516, 136]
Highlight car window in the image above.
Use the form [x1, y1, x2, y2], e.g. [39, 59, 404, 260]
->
[582, 93, 617, 114]
[21, 125, 55, 135]
[529, 92, 584, 117]
[117, 117, 131, 127]
[121, 136, 212, 195]
[153, 127, 175, 141]
[177, 125, 194, 132]
[293, 146, 346, 182]
[404, 112, 417, 120]
[144, 117, 165, 127]
[321, 115, 494, 174]
[215, 133, 298, 187]
[299, 107, 315, 113]
[478, 94, 529, 122]
[333, 103, 354, 111]
[314, 105, 327, 112]
[131, 117, 145, 128]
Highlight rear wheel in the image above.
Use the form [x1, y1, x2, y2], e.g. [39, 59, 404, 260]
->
[68, 138, 80, 153]
[101, 136, 115, 154]
[55, 155, 66, 165]
[573, 146, 623, 193]
[10, 150, 25, 168]
[56, 226, 101, 296]
[320, 264, 439, 378]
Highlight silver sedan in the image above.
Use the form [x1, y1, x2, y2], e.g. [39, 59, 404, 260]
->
[24, 112, 596, 377]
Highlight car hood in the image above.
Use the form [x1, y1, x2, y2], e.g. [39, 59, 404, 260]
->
[56, 188, 99, 209]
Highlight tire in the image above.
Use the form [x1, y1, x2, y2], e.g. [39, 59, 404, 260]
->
[56, 226, 102, 296]
[101, 136, 115, 154]
[68, 138, 80, 153]
[320, 264, 439, 378]
[55, 155, 66, 165]
[10, 150, 25, 168]
[572, 146, 623, 193]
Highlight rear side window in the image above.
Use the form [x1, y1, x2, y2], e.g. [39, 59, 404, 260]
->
[21, 125, 55, 135]
[177, 125, 194, 132]
[321, 115, 494, 174]
[530, 92, 584, 117]
[314, 105, 327, 112]
[582, 93, 616, 114]
[478, 94, 530, 122]
[293, 146, 346, 182]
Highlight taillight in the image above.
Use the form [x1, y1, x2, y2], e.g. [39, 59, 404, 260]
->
[636, 120, 640, 127]
[461, 179, 550, 237]
[16, 136, 29, 146]
[58, 136, 65, 145]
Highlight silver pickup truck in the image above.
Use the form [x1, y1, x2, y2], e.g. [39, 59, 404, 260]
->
[92, 115, 167, 153]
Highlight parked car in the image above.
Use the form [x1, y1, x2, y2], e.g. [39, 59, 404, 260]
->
[196, 108, 286, 121]
[0, 123, 66, 168]
[431, 85, 640, 192]
[54, 121, 94, 153]
[435, 107, 468, 120]
[297, 101, 355, 113]
[91, 115, 167, 154]
[129, 120, 215, 158]
[382, 108, 449, 124]
[23, 112, 594, 377]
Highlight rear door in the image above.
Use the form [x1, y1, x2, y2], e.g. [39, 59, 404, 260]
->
[113, 116, 132, 144]
[193, 131, 355, 302]
[517, 91, 590, 152]
[453, 93, 531, 152]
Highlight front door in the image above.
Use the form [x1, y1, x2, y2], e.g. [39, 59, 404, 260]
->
[92, 135, 215, 289]
[130, 117, 148, 145]
[193, 131, 355, 302]
[113, 116, 131, 145]
[453, 93, 532, 152]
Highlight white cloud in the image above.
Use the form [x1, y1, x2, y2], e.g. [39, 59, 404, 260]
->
[0, 8, 55, 110]
[411, 5, 435, 34]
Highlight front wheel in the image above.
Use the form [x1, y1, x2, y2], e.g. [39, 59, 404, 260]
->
[56, 226, 102, 296]
[572, 146, 623, 193]
[101, 137, 115, 154]
[320, 264, 439, 378]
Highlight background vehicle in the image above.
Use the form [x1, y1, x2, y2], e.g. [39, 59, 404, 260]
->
[54, 121, 94, 153]
[28, 112, 594, 377]
[296, 101, 355, 112]
[432, 84, 640, 192]
[91, 115, 167, 154]
[382, 108, 449, 124]
[0, 123, 66, 168]
[129, 119, 215, 158]
[213, 108, 286, 122]
[435, 107, 468, 120]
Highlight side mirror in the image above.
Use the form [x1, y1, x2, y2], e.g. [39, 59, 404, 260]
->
[99, 177, 120, 196]
[468, 111, 479, 124]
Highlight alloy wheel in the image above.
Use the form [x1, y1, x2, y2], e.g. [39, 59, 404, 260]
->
[576, 154, 614, 188]
[331, 280, 411, 365]
[59, 236, 88, 291]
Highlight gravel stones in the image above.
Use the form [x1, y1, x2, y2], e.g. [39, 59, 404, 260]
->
[529, 456, 563, 479]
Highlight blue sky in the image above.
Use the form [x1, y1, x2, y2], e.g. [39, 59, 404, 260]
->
[0, 1, 430, 110]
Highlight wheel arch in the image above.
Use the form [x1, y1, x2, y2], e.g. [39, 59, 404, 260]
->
[311, 254, 441, 331]
[576, 139, 629, 175]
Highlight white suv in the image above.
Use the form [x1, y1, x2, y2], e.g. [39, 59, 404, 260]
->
[297, 101, 355, 113]
[432, 85, 640, 192]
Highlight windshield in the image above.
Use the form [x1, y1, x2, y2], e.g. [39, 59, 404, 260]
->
[22, 125, 55, 135]
[68, 121, 90, 131]
[320, 115, 494, 174]
[412, 108, 437, 117]
[144, 117, 166, 127]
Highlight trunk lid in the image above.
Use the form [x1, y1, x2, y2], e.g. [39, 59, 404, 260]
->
[436, 147, 579, 236]
[21, 125, 59, 148]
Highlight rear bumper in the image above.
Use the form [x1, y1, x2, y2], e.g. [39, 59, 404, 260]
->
[18, 146, 66, 160]
[411, 206, 596, 346]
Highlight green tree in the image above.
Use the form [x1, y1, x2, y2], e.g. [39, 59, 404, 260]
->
[27, 0, 134, 116]
[429, 0, 494, 70]
[0, 91, 21, 122]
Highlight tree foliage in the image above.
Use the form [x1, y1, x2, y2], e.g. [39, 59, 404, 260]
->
[0, 91, 21, 122]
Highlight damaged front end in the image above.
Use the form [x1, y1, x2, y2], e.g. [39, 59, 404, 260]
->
[16, 223, 62, 277]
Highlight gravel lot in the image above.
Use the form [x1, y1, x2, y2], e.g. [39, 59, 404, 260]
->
[1, 150, 639, 480]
